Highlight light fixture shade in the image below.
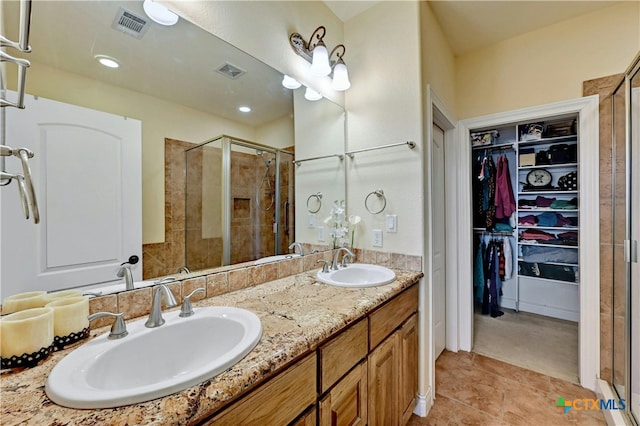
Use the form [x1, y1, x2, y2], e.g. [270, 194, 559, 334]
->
[304, 87, 323, 101]
[331, 61, 351, 91]
[282, 75, 301, 89]
[310, 42, 331, 77]
[143, 0, 179, 26]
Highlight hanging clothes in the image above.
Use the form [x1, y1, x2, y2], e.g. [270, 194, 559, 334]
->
[486, 242, 504, 318]
[502, 236, 512, 279]
[494, 155, 516, 219]
[474, 237, 486, 303]
[484, 156, 497, 229]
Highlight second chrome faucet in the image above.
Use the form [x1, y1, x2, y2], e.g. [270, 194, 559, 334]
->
[145, 284, 178, 328]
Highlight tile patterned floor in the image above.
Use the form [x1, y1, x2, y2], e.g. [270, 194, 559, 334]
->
[409, 350, 607, 426]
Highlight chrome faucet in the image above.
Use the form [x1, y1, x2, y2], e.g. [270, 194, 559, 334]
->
[288, 242, 305, 256]
[116, 264, 134, 290]
[331, 247, 354, 270]
[177, 266, 191, 274]
[145, 284, 178, 328]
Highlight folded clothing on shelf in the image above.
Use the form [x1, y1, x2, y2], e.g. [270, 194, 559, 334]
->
[520, 229, 556, 241]
[520, 245, 578, 264]
[518, 212, 578, 227]
[550, 198, 578, 210]
[519, 261, 578, 283]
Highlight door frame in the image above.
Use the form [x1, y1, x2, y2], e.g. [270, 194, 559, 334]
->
[450, 96, 600, 391]
[419, 86, 456, 416]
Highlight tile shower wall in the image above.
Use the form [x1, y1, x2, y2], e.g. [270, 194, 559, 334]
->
[583, 73, 625, 382]
[142, 139, 295, 279]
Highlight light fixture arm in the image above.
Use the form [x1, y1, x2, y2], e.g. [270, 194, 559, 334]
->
[328, 44, 346, 67]
[289, 26, 329, 63]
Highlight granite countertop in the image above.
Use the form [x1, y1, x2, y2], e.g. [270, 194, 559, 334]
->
[0, 268, 422, 426]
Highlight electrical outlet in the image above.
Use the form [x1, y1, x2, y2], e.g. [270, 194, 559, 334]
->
[317, 226, 325, 242]
[372, 229, 383, 247]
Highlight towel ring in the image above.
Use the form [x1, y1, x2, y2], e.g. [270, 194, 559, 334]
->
[365, 189, 386, 214]
[306, 192, 322, 213]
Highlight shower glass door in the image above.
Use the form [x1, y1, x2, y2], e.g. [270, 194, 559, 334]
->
[612, 72, 627, 407]
[630, 59, 639, 424]
[612, 53, 640, 424]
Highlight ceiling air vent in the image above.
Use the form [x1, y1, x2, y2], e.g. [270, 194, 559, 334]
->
[215, 62, 247, 80]
[111, 8, 151, 39]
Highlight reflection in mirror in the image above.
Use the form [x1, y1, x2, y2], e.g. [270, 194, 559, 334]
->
[1, 0, 345, 299]
[293, 88, 347, 246]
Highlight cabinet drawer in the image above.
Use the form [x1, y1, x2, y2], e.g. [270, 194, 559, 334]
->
[369, 284, 418, 350]
[319, 319, 368, 393]
[205, 353, 317, 425]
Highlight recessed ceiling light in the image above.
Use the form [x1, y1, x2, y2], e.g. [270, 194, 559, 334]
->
[143, 0, 179, 26]
[238, 106, 251, 113]
[95, 55, 120, 69]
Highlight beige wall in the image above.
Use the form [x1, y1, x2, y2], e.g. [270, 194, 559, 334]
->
[456, 2, 640, 119]
[344, 1, 423, 255]
[420, 1, 457, 115]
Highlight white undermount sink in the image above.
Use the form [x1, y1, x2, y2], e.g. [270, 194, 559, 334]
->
[45, 306, 262, 409]
[316, 263, 396, 288]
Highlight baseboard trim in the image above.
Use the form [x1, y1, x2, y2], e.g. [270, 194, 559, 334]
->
[413, 388, 433, 417]
[595, 379, 632, 426]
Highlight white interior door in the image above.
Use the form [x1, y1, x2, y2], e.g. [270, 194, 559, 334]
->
[1, 93, 142, 299]
[432, 124, 446, 358]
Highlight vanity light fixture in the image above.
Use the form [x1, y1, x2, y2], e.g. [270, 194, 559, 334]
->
[238, 106, 251, 113]
[281, 75, 301, 89]
[95, 55, 120, 69]
[304, 87, 323, 101]
[289, 26, 351, 91]
[142, 0, 179, 26]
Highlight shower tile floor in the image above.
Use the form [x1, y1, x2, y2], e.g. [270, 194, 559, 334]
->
[409, 350, 606, 425]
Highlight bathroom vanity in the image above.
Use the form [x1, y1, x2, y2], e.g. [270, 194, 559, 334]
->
[0, 265, 422, 425]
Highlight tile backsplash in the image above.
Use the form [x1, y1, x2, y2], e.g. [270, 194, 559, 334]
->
[89, 247, 422, 327]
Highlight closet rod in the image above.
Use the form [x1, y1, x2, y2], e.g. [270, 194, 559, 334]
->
[473, 229, 513, 237]
[345, 140, 415, 158]
[472, 143, 514, 152]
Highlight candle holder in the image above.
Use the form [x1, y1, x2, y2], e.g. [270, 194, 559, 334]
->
[1, 307, 54, 369]
[45, 296, 90, 350]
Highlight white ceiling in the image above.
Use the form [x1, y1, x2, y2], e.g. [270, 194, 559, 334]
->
[325, 0, 622, 55]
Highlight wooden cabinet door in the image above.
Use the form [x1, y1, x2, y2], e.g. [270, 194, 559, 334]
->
[290, 405, 316, 426]
[319, 361, 367, 426]
[399, 313, 419, 426]
[368, 334, 399, 426]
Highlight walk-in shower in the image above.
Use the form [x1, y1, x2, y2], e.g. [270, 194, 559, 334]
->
[184, 135, 294, 270]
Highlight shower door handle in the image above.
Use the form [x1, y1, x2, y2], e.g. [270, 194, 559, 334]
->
[284, 200, 290, 235]
[625, 240, 638, 263]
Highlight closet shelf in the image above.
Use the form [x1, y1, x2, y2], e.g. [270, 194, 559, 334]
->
[518, 241, 578, 249]
[518, 163, 578, 170]
[517, 208, 579, 213]
[517, 274, 579, 286]
[517, 225, 578, 231]
[517, 190, 578, 195]
[518, 135, 577, 147]
[471, 142, 515, 151]
[518, 258, 578, 267]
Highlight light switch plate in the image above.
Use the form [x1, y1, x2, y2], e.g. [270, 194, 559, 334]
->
[308, 213, 316, 228]
[372, 229, 383, 247]
[386, 214, 397, 233]
[317, 226, 325, 242]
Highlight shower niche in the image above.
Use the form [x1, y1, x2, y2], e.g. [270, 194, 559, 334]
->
[185, 135, 295, 270]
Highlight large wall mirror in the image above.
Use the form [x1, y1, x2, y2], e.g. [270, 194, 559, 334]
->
[0, 1, 345, 299]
